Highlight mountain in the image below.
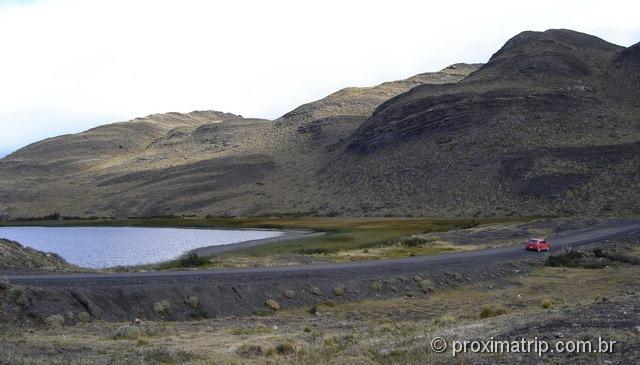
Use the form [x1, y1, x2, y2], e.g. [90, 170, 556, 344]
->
[0, 64, 478, 217]
[327, 29, 640, 216]
[0, 29, 638, 218]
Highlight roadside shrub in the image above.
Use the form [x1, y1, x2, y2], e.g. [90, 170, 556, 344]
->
[309, 286, 322, 296]
[594, 248, 640, 265]
[480, 305, 507, 318]
[546, 249, 583, 268]
[546, 249, 608, 269]
[417, 279, 435, 293]
[0, 276, 9, 291]
[236, 344, 263, 357]
[265, 298, 280, 311]
[297, 247, 333, 255]
[113, 324, 142, 339]
[78, 311, 91, 323]
[370, 281, 382, 292]
[541, 299, 553, 309]
[45, 314, 65, 329]
[284, 290, 295, 299]
[185, 295, 199, 308]
[179, 253, 207, 267]
[153, 300, 171, 317]
[8, 286, 26, 306]
[333, 287, 345, 296]
[400, 237, 431, 247]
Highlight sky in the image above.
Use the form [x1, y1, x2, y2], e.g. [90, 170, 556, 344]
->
[0, 0, 639, 157]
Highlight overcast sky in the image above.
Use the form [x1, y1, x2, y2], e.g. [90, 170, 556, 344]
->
[0, 0, 638, 157]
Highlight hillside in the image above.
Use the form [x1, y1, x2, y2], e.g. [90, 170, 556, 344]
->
[0, 29, 638, 218]
[0, 64, 478, 217]
[326, 29, 640, 216]
[0, 238, 80, 274]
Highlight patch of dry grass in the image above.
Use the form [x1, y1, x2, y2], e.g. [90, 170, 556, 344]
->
[3, 249, 639, 364]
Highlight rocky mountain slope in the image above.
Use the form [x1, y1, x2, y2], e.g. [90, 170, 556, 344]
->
[0, 29, 638, 218]
[325, 29, 640, 216]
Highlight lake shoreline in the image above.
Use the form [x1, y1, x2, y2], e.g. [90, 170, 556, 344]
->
[187, 229, 324, 257]
[0, 226, 291, 270]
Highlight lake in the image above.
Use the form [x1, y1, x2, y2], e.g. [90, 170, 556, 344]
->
[0, 226, 283, 269]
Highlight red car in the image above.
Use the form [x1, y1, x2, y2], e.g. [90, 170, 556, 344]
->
[525, 238, 550, 252]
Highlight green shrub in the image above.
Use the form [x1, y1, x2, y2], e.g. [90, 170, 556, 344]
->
[417, 279, 435, 293]
[296, 247, 334, 255]
[45, 314, 65, 329]
[309, 286, 322, 296]
[480, 305, 507, 318]
[546, 249, 586, 267]
[153, 300, 171, 317]
[400, 237, 431, 247]
[78, 311, 91, 323]
[8, 286, 26, 306]
[333, 287, 345, 296]
[284, 290, 295, 299]
[370, 281, 383, 292]
[113, 324, 142, 339]
[179, 253, 207, 267]
[185, 295, 199, 308]
[541, 299, 553, 309]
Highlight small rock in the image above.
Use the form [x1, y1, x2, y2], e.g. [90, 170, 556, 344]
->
[555, 333, 563, 338]
[309, 286, 322, 296]
[265, 299, 280, 311]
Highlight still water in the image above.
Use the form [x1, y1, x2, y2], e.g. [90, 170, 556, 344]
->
[0, 226, 283, 269]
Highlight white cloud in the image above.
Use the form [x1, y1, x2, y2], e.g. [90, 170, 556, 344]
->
[0, 0, 638, 156]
